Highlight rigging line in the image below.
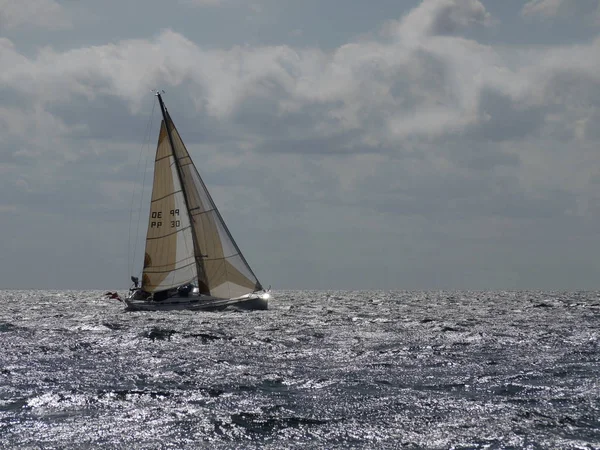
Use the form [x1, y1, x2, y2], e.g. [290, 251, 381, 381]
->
[133, 107, 156, 279]
[128, 97, 157, 278]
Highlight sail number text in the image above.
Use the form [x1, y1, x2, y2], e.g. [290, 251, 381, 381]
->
[150, 209, 181, 228]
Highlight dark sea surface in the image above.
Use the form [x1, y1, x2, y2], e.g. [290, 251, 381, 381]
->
[0, 290, 599, 449]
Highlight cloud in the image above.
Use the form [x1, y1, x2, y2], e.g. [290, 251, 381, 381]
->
[384, 0, 491, 42]
[1, 1, 599, 201]
[521, 0, 600, 22]
[0, 0, 70, 30]
[522, 0, 566, 17]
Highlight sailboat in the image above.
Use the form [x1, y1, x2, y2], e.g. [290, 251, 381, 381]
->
[109, 91, 270, 311]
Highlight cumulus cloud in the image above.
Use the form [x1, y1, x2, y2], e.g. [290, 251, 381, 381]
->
[522, 0, 566, 17]
[1, 0, 599, 196]
[384, 0, 491, 42]
[0, 0, 70, 30]
[522, 0, 600, 22]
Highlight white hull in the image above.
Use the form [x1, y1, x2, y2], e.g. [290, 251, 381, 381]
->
[123, 291, 270, 312]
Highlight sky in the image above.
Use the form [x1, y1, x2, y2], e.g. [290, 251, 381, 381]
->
[1, 0, 600, 290]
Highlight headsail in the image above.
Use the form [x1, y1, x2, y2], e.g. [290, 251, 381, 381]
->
[165, 111, 263, 299]
[141, 94, 262, 299]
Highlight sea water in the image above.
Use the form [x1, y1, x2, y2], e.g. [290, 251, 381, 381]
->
[0, 290, 599, 449]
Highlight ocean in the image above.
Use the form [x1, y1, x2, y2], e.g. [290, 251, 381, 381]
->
[0, 290, 598, 449]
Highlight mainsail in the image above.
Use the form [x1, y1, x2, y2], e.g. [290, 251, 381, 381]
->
[141, 94, 262, 299]
[140, 121, 197, 292]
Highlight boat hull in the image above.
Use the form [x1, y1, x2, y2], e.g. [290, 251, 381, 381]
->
[123, 291, 269, 312]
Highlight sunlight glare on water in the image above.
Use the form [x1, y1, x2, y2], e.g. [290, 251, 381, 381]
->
[0, 290, 599, 448]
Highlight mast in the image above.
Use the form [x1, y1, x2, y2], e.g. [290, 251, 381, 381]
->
[155, 91, 209, 294]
